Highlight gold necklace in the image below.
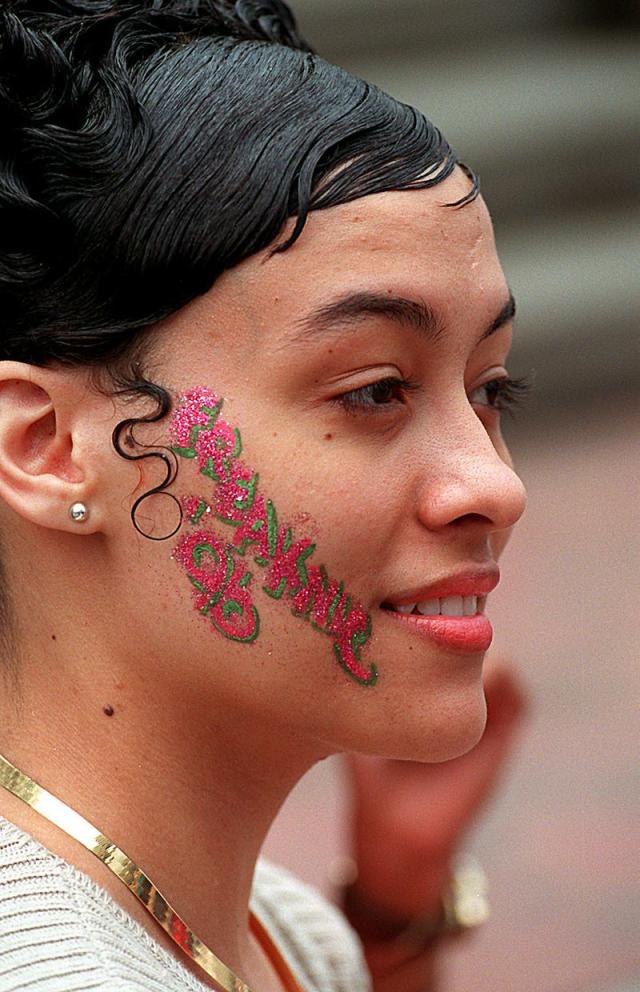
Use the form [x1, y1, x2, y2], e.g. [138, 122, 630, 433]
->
[0, 752, 302, 992]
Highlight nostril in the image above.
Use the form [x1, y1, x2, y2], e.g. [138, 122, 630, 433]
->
[450, 512, 495, 527]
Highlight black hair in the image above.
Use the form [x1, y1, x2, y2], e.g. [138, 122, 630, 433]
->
[0, 0, 477, 368]
[0, 0, 478, 617]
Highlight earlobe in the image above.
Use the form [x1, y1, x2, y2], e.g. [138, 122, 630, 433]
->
[0, 363, 101, 534]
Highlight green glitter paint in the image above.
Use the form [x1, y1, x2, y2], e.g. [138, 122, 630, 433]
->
[171, 387, 378, 685]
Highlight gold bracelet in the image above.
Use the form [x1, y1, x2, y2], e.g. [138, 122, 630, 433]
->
[339, 855, 490, 954]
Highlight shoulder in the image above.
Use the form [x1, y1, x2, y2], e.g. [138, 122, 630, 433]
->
[0, 817, 208, 991]
[0, 818, 370, 992]
[252, 859, 372, 992]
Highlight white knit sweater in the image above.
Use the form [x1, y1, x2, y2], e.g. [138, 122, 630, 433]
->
[0, 817, 371, 992]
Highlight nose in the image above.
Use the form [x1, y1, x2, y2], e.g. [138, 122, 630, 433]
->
[416, 414, 527, 537]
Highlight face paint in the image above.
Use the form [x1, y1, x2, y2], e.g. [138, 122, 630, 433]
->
[173, 530, 260, 643]
[171, 387, 378, 687]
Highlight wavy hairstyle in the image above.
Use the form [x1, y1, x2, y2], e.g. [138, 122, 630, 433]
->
[0, 0, 478, 632]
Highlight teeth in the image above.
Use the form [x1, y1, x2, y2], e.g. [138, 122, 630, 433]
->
[417, 599, 440, 616]
[393, 596, 480, 617]
[441, 595, 464, 616]
[392, 595, 480, 616]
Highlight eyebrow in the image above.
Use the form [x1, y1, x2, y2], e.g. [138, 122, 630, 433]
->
[292, 290, 516, 346]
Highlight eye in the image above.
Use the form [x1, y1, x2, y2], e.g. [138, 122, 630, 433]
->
[335, 376, 419, 413]
[469, 375, 532, 414]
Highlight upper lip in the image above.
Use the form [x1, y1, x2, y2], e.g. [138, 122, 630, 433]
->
[382, 566, 500, 607]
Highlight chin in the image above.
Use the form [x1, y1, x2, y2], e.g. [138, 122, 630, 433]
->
[425, 718, 487, 763]
[391, 681, 488, 764]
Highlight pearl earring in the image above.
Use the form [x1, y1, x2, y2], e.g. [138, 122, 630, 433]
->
[69, 502, 89, 523]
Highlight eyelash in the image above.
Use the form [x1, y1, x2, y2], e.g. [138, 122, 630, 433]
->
[472, 375, 532, 414]
[335, 375, 532, 415]
[335, 377, 420, 413]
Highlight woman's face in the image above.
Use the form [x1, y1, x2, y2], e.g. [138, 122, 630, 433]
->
[113, 168, 526, 762]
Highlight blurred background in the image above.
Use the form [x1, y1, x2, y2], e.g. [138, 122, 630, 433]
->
[261, 3, 640, 992]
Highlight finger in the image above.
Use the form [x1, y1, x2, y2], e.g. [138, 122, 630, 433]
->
[482, 656, 530, 725]
[344, 753, 390, 805]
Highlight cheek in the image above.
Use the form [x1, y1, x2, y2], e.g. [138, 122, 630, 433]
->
[493, 423, 516, 471]
[168, 387, 381, 687]
[490, 525, 514, 559]
[488, 427, 522, 558]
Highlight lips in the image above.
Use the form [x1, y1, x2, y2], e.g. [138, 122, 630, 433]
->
[380, 567, 499, 653]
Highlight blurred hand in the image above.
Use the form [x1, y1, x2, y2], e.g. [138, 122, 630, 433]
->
[345, 657, 528, 920]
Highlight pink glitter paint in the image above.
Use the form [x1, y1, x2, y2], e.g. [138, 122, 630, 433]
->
[170, 386, 221, 450]
[171, 388, 378, 685]
[174, 530, 259, 644]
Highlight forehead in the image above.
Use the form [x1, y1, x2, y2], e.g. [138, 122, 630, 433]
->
[247, 177, 500, 299]
[159, 172, 508, 368]
[269, 190, 495, 311]
[295, 180, 494, 259]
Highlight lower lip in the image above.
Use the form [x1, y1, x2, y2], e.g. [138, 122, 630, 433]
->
[383, 611, 494, 653]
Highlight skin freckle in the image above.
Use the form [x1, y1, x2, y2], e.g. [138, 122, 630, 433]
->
[324, 433, 333, 441]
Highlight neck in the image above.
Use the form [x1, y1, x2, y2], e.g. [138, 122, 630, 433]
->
[0, 624, 321, 988]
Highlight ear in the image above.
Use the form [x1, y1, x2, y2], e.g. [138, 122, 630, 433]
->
[0, 362, 105, 534]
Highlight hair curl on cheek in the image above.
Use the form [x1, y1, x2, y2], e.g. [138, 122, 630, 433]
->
[111, 375, 183, 542]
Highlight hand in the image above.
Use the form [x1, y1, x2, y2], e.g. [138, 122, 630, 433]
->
[345, 657, 528, 920]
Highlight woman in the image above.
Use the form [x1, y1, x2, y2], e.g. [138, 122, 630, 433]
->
[0, 1, 528, 990]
